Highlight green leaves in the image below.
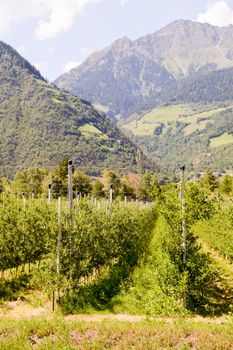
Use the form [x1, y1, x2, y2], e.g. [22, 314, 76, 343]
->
[159, 183, 216, 312]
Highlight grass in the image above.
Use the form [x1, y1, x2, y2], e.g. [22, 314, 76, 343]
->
[79, 124, 108, 139]
[209, 133, 233, 148]
[123, 120, 158, 136]
[183, 119, 212, 135]
[0, 315, 232, 349]
[142, 104, 193, 123]
[122, 103, 233, 137]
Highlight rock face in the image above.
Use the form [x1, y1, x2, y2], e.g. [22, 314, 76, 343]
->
[55, 20, 233, 118]
[0, 41, 137, 177]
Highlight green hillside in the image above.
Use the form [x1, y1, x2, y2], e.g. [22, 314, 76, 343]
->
[121, 103, 233, 171]
[0, 41, 137, 176]
[160, 67, 233, 105]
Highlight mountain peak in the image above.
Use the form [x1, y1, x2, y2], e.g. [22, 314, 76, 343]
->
[0, 40, 44, 81]
[55, 19, 233, 117]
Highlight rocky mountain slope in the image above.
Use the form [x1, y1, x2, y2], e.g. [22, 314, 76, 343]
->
[0, 41, 137, 177]
[55, 20, 233, 118]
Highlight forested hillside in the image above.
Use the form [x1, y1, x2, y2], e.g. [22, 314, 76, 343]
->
[121, 103, 233, 172]
[0, 41, 137, 177]
[160, 67, 233, 105]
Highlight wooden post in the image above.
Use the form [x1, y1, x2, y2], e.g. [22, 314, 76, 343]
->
[48, 184, 51, 205]
[180, 165, 187, 309]
[110, 184, 113, 204]
[23, 193, 26, 209]
[56, 196, 62, 305]
[68, 160, 73, 211]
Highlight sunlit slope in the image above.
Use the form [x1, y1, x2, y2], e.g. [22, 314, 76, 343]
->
[0, 41, 137, 176]
[120, 103, 233, 171]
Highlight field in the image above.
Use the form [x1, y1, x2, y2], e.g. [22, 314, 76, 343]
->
[122, 103, 232, 137]
[209, 132, 233, 148]
[79, 124, 109, 139]
[0, 179, 233, 349]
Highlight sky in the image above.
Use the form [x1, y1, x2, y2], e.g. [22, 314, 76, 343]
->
[1, 0, 233, 81]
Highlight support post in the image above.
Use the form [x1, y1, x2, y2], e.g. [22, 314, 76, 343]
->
[48, 184, 51, 205]
[180, 165, 187, 309]
[68, 160, 73, 211]
[56, 196, 62, 305]
[110, 184, 113, 204]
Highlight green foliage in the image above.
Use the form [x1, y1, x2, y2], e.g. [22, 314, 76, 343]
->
[220, 175, 233, 194]
[92, 180, 105, 199]
[53, 158, 69, 181]
[202, 169, 218, 192]
[59, 200, 156, 310]
[0, 193, 156, 311]
[12, 168, 48, 195]
[139, 173, 160, 201]
[102, 169, 121, 197]
[160, 184, 216, 312]
[73, 170, 92, 196]
[0, 195, 56, 272]
[194, 205, 233, 261]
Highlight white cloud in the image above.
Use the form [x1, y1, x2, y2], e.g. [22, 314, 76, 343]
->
[63, 60, 81, 73]
[197, 1, 233, 27]
[0, 0, 46, 35]
[0, 0, 106, 40]
[80, 46, 93, 55]
[120, 0, 129, 6]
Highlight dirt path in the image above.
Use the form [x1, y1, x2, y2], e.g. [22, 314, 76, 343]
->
[1, 300, 232, 324]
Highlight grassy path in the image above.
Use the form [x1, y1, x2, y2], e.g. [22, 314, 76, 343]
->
[198, 238, 233, 315]
[200, 239, 233, 288]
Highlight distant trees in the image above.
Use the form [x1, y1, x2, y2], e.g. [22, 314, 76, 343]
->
[202, 169, 218, 192]
[92, 180, 105, 199]
[1, 160, 192, 203]
[73, 170, 92, 196]
[11, 167, 48, 195]
[220, 175, 233, 194]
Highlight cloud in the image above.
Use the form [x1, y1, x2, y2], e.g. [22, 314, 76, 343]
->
[0, 0, 105, 40]
[197, 1, 233, 27]
[0, 0, 46, 35]
[63, 60, 81, 73]
[120, 0, 129, 6]
[80, 46, 93, 55]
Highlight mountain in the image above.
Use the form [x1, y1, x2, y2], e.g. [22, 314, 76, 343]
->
[160, 67, 233, 105]
[0, 41, 137, 177]
[55, 37, 175, 120]
[55, 20, 233, 118]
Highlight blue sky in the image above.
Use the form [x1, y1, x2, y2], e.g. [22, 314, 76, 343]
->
[1, 0, 233, 80]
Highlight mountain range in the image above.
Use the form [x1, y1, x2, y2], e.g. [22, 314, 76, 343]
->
[54, 20, 233, 172]
[55, 19, 233, 119]
[1, 19, 233, 176]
